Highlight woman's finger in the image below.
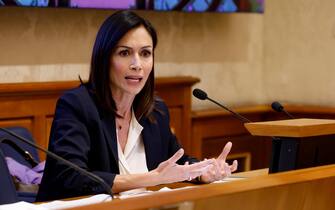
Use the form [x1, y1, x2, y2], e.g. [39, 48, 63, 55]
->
[230, 160, 238, 172]
[186, 159, 214, 178]
[187, 159, 213, 171]
[168, 148, 184, 164]
[159, 149, 184, 169]
[224, 163, 232, 177]
[217, 142, 232, 162]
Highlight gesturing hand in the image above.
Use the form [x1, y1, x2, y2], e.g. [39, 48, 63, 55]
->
[151, 148, 214, 185]
[200, 141, 238, 183]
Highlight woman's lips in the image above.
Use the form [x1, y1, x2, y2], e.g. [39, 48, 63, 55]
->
[125, 76, 143, 82]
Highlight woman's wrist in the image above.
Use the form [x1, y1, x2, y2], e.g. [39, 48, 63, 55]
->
[148, 170, 161, 186]
[113, 171, 161, 193]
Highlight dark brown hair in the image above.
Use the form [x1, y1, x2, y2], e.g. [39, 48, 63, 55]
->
[88, 10, 157, 120]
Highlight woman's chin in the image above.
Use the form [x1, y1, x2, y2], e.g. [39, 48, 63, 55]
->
[124, 87, 144, 96]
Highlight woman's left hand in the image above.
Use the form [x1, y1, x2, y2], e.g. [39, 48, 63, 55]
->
[199, 141, 238, 183]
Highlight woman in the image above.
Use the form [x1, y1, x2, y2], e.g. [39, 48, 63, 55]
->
[37, 10, 237, 201]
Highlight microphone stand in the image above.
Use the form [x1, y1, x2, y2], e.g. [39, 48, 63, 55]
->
[0, 127, 113, 198]
[206, 97, 251, 123]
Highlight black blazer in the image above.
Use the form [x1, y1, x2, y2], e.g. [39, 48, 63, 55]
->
[37, 85, 196, 201]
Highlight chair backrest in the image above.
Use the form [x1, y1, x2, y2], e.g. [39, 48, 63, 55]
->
[0, 127, 40, 203]
[0, 150, 18, 204]
[0, 127, 40, 167]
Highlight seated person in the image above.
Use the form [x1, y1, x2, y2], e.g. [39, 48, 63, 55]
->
[37, 10, 238, 201]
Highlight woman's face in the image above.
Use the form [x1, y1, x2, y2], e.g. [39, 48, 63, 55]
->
[110, 25, 153, 99]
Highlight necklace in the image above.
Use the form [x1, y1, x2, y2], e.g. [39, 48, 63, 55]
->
[116, 113, 131, 130]
[116, 119, 123, 130]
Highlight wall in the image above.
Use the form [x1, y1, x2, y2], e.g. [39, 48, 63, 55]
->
[4, 1, 335, 109]
[0, 7, 264, 109]
[264, 0, 335, 107]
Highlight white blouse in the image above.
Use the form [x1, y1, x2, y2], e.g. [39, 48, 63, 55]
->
[116, 110, 148, 175]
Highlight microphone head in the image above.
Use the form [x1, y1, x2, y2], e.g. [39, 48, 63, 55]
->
[271, 101, 284, 112]
[193, 88, 208, 100]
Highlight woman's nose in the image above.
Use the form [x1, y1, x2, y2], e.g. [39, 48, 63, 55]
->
[129, 55, 142, 71]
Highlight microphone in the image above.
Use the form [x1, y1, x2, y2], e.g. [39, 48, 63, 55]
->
[0, 127, 113, 198]
[192, 89, 294, 173]
[271, 101, 294, 119]
[193, 88, 251, 123]
[192, 89, 289, 173]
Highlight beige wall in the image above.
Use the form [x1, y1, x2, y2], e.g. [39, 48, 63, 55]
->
[1, 0, 334, 109]
[264, 0, 335, 107]
[0, 7, 263, 109]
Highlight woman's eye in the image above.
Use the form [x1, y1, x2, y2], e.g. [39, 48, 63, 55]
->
[119, 50, 129, 57]
[141, 50, 152, 57]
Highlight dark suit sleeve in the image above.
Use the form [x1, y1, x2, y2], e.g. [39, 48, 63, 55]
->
[37, 90, 116, 201]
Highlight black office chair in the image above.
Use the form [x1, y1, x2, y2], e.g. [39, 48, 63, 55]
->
[0, 149, 18, 204]
[0, 127, 41, 203]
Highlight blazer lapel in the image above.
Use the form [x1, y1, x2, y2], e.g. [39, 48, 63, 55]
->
[102, 116, 118, 169]
[87, 88, 118, 171]
[141, 118, 162, 170]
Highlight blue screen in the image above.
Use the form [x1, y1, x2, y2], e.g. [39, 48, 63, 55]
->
[0, 0, 264, 13]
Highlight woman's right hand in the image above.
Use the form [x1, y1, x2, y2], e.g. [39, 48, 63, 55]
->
[150, 149, 213, 185]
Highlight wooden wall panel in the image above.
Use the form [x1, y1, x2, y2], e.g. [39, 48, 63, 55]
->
[0, 118, 33, 133]
[0, 77, 199, 160]
[155, 77, 199, 153]
[167, 107, 182, 137]
[2, 78, 335, 169]
[191, 105, 335, 171]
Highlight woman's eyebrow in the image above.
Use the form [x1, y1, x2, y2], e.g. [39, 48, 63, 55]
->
[141, 45, 153, 49]
[115, 45, 132, 49]
[116, 45, 152, 49]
